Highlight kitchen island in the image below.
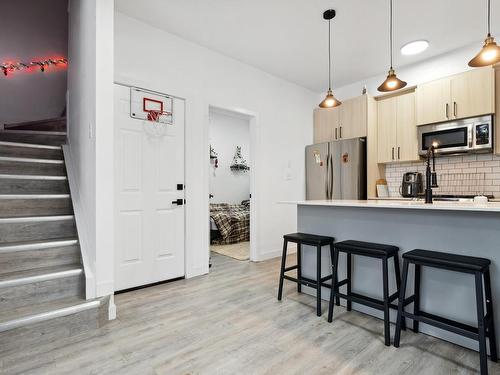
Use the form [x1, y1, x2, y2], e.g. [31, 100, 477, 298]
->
[284, 199, 500, 351]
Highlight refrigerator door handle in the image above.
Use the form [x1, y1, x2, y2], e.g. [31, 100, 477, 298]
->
[325, 152, 330, 199]
[328, 153, 334, 199]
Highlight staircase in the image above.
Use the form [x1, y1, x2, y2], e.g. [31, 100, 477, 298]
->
[0, 119, 107, 354]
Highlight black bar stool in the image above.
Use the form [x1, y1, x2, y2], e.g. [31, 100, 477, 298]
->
[328, 240, 405, 346]
[394, 249, 498, 375]
[278, 232, 338, 316]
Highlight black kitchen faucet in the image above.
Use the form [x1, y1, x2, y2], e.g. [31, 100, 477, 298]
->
[425, 144, 439, 204]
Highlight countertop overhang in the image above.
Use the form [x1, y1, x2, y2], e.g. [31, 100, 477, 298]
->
[281, 199, 500, 213]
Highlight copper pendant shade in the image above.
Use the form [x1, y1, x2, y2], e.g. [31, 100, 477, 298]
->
[319, 9, 341, 108]
[378, 68, 407, 92]
[378, 0, 406, 93]
[469, 0, 500, 67]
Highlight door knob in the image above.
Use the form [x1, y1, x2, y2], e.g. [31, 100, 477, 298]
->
[172, 199, 184, 206]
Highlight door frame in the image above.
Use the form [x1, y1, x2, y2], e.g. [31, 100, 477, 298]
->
[206, 104, 258, 263]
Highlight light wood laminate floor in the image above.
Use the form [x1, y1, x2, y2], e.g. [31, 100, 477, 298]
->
[2, 253, 500, 374]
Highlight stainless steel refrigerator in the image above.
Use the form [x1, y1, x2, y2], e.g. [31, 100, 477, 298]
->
[305, 138, 366, 200]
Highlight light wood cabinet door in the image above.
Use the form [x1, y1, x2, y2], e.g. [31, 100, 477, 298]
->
[377, 97, 397, 163]
[416, 78, 451, 125]
[451, 68, 495, 120]
[396, 92, 418, 162]
[340, 95, 367, 139]
[313, 108, 336, 143]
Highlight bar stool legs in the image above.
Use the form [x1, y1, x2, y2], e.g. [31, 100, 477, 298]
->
[413, 264, 421, 333]
[484, 269, 498, 362]
[346, 253, 352, 311]
[277, 239, 288, 301]
[316, 245, 322, 316]
[297, 244, 302, 293]
[475, 271, 488, 375]
[382, 258, 390, 346]
[277, 233, 336, 317]
[394, 259, 409, 347]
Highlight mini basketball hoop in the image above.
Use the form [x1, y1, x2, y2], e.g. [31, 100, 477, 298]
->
[130, 87, 173, 125]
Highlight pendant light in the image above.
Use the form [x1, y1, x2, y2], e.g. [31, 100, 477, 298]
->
[469, 0, 500, 67]
[378, 0, 407, 92]
[319, 9, 341, 108]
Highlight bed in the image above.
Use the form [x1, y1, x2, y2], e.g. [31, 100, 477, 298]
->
[210, 201, 250, 245]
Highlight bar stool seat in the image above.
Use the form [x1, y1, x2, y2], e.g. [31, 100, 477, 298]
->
[278, 232, 338, 317]
[394, 249, 498, 375]
[284, 232, 336, 247]
[404, 249, 491, 272]
[335, 240, 399, 258]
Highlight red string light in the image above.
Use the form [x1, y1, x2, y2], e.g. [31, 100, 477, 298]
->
[1, 58, 68, 77]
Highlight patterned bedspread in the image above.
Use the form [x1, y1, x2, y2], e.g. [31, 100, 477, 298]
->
[210, 203, 250, 245]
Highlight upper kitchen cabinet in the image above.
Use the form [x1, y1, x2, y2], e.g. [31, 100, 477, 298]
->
[451, 68, 495, 120]
[415, 78, 450, 125]
[377, 91, 418, 163]
[313, 107, 337, 143]
[416, 67, 495, 125]
[339, 95, 368, 139]
[313, 95, 369, 143]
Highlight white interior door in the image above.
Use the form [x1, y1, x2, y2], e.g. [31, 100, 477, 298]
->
[114, 84, 185, 291]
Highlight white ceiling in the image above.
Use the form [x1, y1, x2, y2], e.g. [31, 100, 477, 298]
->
[115, 0, 499, 92]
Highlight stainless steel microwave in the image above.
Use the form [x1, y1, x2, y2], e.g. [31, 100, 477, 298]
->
[417, 115, 493, 156]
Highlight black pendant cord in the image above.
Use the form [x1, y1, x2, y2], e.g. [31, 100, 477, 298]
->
[328, 19, 332, 91]
[488, 0, 491, 36]
[389, 0, 393, 69]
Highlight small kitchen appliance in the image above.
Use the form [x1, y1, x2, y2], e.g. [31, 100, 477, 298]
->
[401, 172, 423, 198]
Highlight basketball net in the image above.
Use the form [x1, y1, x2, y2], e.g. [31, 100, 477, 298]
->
[143, 110, 168, 137]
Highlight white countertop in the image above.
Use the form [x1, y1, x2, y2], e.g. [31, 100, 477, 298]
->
[281, 199, 500, 212]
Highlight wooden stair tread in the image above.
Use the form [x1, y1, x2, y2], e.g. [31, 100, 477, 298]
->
[0, 237, 78, 253]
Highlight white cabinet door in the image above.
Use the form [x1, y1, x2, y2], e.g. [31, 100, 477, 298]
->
[114, 84, 185, 291]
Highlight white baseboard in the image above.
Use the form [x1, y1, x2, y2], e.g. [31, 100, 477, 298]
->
[108, 295, 117, 320]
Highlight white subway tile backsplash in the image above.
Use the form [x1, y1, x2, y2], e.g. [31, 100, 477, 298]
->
[384, 153, 500, 198]
[477, 154, 494, 161]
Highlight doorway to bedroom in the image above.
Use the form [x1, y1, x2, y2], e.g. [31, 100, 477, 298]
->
[209, 107, 252, 262]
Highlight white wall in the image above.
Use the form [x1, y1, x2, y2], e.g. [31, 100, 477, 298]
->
[68, 0, 114, 298]
[115, 12, 317, 276]
[209, 109, 250, 204]
[0, 0, 68, 126]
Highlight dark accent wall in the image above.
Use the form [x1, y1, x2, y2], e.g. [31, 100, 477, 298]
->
[0, 0, 68, 126]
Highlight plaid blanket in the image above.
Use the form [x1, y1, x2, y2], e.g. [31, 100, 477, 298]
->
[210, 203, 250, 245]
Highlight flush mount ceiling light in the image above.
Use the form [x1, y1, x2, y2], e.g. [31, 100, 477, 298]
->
[319, 9, 341, 108]
[378, 0, 407, 92]
[469, 0, 500, 67]
[401, 40, 429, 55]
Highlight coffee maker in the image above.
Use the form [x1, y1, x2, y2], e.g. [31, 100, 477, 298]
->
[401, 172, 423, 198]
